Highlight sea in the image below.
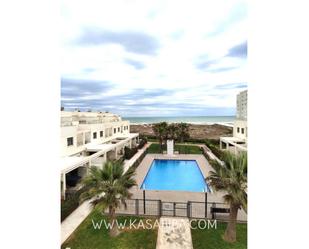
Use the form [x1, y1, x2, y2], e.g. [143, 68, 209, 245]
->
[123, 116, 235, 126]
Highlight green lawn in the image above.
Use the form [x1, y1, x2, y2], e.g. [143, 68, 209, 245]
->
[62, 207, 247, 249]
[191, 222, 247, 249]
[147, 143, 202, 154]
[62, 209, 157, 249]
[146, 143, 163, 153]
[175, 144, 202, 154]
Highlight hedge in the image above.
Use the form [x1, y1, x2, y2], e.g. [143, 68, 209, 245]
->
[204, 142, 224, 160]
[204, 138, 220, 147]
[61, 186, 89, 221]
[137, 138, 147, 149]
[124, 146, 138, 160]
[131, 149, 147, 169]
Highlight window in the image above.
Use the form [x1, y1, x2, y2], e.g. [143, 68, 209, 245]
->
[114, 128, 116, 133]
[100, 131, 103, 137]
[93, 132, 97, 139]
[118, 127, 120, 132]
[67, 137, 73, 146]
[237, 127, 240, 133]
[241, 128, 244, 134]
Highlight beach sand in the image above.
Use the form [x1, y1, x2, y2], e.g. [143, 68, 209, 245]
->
[130, 123, 233, 140]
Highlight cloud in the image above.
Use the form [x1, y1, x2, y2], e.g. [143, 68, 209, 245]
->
[82, 68, 97, 73]
[195, 57, 218, 70]
[195, 58, 237, 73]
[226, 41, 247, 58]
[75, 28, 160, 55]
[61, 82, 242, 116]
[207, 1, 247, 37]
[61, 93, 236, 116]
[214, 83, 247, 90]
[208, 67, 237, 73]
[61, 78, 114, 98]
[61, 0, 247, 116]
[124, 59, 145, 70]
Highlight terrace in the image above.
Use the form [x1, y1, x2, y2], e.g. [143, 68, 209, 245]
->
[60, 133, 139, 199]
[220, 136, 247, 154]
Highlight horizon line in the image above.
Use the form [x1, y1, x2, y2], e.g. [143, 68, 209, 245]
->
[123, 115, 236, 118]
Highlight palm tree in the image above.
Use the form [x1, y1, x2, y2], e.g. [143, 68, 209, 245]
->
[166, 123, 178, 144]
[206, 152, 247, 243]
[152, 122, 168, 152]
[176, 122, 190, 143]
[79, 161, 137, 237]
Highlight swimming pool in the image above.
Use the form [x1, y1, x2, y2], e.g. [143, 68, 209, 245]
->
[141, 159, 208, 192]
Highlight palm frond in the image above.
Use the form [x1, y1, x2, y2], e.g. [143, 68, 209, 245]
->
[206, 151, 247, 210]
[79, 160, 137, 214]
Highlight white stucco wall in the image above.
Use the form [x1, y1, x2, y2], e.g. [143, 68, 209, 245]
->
[60, 112, 131, 157]
[167, 140, 174, 155]
[233, 120, 247, 140]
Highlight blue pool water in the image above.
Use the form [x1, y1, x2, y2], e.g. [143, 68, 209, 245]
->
[141, 160, 208, 192]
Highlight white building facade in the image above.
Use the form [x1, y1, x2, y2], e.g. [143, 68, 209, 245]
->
[220, 90, 247, 153]
[60, 111, 139, 199]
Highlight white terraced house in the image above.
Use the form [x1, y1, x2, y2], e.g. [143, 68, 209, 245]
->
[220, 90, 248, 154]
[60, 110, 139, 199]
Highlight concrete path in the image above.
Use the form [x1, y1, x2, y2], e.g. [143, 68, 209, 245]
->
[61, 199, 93, 244]
[156, 217, 193, 249]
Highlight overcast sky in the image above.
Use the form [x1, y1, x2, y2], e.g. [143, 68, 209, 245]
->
[61, 0, 247, 117]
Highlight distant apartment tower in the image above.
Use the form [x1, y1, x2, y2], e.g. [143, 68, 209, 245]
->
[236, 90, 247, 120]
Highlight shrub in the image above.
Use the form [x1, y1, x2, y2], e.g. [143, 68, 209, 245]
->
[143, 135, 157, 141]
[137, 138, 147, 149]
[204, 138, 220, 147]
[205, 142, 224, 160]
[139, 135, 148, 142]
[183, 138, 205, 143]
[61, 186, 89, 221]
[131, 149, 147, 169]
[124, 146, 138, 160]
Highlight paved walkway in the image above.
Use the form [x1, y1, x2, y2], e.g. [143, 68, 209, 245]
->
[156, 217, 193, 249]
[61, 199, 93, 244]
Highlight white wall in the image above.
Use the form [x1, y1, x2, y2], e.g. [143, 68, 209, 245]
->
[60, 119, 131, 157]
[167, 140, 174, 155]
[233, 120, 247, 140]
